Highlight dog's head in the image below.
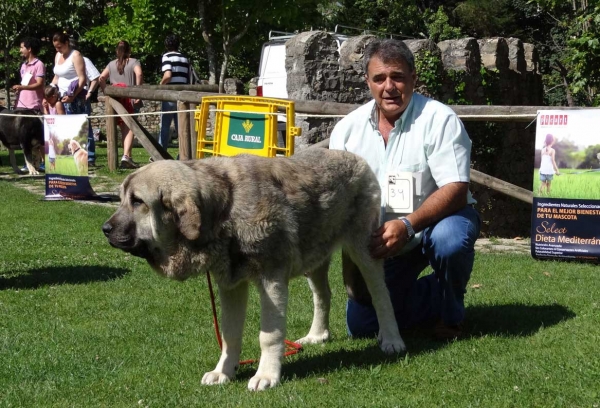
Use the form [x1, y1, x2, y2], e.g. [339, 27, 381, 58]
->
[102, 160, 212, 280]
[69, 140, 84, 153]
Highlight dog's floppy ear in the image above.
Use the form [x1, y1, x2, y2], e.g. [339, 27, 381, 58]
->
[173, 195, 201, 241]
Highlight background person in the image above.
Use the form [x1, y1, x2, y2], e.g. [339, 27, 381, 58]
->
[98, 40, 143, 169]
[329, 38, 481, 341]
[42, 85, 65, 115]
[51, 32, 87, 115]
[12, 37, 45, 113]
[69, 38, 101, 167]
[82, 56, 101, 167]
[158, 34, 190, 150]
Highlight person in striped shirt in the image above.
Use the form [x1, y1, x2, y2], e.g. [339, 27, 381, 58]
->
[159, 34, 189, 150]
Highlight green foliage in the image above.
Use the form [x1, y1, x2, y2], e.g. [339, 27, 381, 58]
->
[84, 0, 191, 59]
[553, 137, 580, 169]
[480, 66, 501, 105]
[333, 0, 426, 38]
[414, 50, 443, 97]
[575, 144, 600, 169]
[446, 70, 470, 105]
[567, 5, 600, 102]
[454, 0, 527, 38]
[424, 6, 463, 42]
[469, 122, 503, 169]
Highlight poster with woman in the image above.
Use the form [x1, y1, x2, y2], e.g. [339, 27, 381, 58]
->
[44, 114, 97, 200]
[532, 109, 600, 262]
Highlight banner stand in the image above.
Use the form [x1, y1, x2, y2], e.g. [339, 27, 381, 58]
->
[43, 114, 102, 201]
[531, 109, 600, 263]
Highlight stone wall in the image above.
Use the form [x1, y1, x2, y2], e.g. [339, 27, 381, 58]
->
[274, 32, 544, 237]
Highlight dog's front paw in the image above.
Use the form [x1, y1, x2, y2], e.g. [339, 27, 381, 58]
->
[296, 330, 330, 345]
[247, 374, 280, 391]
[378, 334, 407, 355]
[201, 371, 232, 386]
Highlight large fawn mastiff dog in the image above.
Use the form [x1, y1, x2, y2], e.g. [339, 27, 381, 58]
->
[102, 148, 405, 391]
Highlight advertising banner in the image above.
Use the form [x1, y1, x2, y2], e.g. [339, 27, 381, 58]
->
[531, 109, 600, 262]
[43, 114, 98, 200]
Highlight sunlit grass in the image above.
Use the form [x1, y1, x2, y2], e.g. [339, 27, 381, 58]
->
[1, 150, 599, 407]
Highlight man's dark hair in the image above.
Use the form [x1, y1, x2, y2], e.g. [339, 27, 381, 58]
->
[21, 37, 41, 55]
[164, 34, 180, 51]
[363, 38, 415, 74]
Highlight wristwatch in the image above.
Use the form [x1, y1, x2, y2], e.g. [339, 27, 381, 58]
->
[399, 217, 415, 242]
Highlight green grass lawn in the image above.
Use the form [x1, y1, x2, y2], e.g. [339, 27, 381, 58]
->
[533, 168, 600, 199]
[46, 155, 86, 177]
[1, 148, 599, 407]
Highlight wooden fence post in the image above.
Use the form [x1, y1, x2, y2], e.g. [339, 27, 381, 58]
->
[189, 103, 198, 159]
[177, 101, 191, 160]
[105, 96, 119, 171]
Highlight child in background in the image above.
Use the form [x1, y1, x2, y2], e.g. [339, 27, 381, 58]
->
[42, 85, 65, 115]
[538, 133, 560, 195]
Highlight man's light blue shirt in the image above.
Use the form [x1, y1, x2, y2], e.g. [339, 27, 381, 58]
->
[329, 93, 474, 252]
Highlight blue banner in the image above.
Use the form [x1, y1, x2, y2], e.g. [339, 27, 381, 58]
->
[531, 109, 600, 262]
[43, 114, 98, 200]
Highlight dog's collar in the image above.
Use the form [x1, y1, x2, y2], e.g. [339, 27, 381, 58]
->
[73, 148, 80, 154]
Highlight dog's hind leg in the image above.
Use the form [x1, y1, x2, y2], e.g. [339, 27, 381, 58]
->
[8, 149, 21, 174]
[248, 276, 289, 391]
[344, 247, 406, 355]
[296, 258, 332, 345]
[202, 280, 249, 386]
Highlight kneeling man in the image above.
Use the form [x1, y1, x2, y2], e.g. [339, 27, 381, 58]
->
[330, 38, 481, 340]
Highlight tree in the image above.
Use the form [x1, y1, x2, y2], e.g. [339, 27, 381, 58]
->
[332, 0, 426, 38]
[454, 0, 526, 38]
[566, 2, 600, 105]
[84, 0, 196, 83]
[0, 0, 44, 106]
[0, 0, 109, 105]
[524, 0, 600, 106]
[424, 6, 462, 42]
[197, 0, 322, 92]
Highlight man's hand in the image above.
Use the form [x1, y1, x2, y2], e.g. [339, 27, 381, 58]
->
[369, 219, 409, 259]
[11, 85, 22, 92]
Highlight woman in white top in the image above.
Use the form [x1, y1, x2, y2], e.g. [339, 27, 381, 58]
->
[538, 133, 560, 195]
[51, 32, 87, 115]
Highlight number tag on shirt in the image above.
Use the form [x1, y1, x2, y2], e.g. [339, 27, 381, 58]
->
[21, 72, 33, 86]
[386, 172, 414, 214]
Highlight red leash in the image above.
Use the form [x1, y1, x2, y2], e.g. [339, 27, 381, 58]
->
[206, 271, 302, 365]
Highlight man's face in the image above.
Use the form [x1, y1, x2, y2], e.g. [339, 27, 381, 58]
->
[365, 55, 417, 122]
[19, 43, 31, 59]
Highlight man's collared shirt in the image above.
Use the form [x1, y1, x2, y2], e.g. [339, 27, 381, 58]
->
[330, 93, 474, 251]
[83, 57, 100, 87]
[17, 58, 45, 111]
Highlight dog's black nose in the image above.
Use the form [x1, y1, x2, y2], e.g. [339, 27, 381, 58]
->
[102, 222, 113, 237]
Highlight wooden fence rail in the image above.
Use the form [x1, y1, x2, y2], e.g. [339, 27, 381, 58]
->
[101, 85, 588, 203]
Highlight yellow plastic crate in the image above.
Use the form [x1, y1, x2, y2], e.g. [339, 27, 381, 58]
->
[195, 95, 302, 158]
